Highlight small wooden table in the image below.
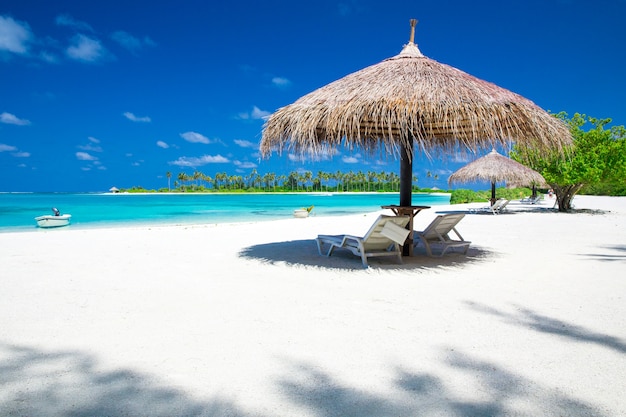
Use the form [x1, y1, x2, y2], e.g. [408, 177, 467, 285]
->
[381, 205, 431, 256]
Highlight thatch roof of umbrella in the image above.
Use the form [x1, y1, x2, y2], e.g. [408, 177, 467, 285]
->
[260, 19, 571, 207]
[448, 149, 547, 204]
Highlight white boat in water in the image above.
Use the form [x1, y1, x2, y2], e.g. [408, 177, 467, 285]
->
[293, 209, 309, 218]
[293, 205, 314, 218]
[35, 208, 72, 228]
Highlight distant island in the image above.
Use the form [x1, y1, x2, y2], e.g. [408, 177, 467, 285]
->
[117, 169, 447, 194]
[112, 169, 541, 205]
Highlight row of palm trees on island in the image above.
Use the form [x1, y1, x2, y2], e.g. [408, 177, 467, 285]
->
[142, 169, 442, 193]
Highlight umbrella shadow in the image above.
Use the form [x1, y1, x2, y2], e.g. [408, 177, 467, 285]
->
[238, 238, 491, 271]
[434, 207, 558, 216]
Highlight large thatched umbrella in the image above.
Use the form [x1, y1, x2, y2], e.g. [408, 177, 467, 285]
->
[260, 19, 571, 208]
[448, 149, 547, 205]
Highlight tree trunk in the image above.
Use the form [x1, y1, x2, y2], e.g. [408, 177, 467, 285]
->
[553, 183, 585, 212]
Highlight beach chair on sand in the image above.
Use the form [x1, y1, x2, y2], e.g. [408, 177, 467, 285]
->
[414, 213, 471, 257]
[316, 215, 410, 267]
[521, 195, 542, 204]
[469, 198, 509, 215]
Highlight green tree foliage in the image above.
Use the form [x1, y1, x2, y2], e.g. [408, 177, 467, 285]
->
[512, 113, 626, 211]
[450, 187, 534, 205]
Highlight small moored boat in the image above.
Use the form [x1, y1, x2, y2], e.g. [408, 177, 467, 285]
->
[293, 205, 314, 218]
[35, 208, 72, 228]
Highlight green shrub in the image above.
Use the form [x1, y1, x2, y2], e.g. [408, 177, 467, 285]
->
[450, 189, 481, 204]
[451, 187, 536, 204]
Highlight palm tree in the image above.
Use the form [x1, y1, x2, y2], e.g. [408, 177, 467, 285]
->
[202, 173, 213, 190]
[166, 171, 172, 191]
[177, 172, 189, 191]
[215, 172, 227, 190]
[278, 174, 288, 191]
[303, 171, 313, 191]
[192, 170, 202, 190]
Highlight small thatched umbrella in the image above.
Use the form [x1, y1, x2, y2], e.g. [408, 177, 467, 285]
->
[448, 149, 547, 205]
[260, 19, 570, 208]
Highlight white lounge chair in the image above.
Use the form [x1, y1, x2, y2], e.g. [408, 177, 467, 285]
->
[414, 213, 471, 257]
[469, 198, 509, 215]
[520, 195, 542, 204]
[316, 215, 410, 267]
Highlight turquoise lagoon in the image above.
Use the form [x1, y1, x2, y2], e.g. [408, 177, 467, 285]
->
[0, 192, 450, 232]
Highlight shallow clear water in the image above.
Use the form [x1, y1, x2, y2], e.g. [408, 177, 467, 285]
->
[0, 192, 450, 232]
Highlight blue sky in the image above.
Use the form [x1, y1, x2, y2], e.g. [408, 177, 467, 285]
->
[1, 0, 625, 192]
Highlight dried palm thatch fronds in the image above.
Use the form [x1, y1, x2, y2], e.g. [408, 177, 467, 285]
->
[449, 149, 547, 186]
[260, 22, 571, 159]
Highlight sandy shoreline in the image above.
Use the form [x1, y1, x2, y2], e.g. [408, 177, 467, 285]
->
[1, 195, 625, 416]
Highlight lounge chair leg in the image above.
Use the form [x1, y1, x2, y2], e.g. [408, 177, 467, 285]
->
[315, 239, 335, 257]
[316, 239, 323, 255]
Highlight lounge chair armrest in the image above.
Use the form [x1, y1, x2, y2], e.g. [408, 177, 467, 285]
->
[451, 227, 465, 241]
[340, 234, 361, 245]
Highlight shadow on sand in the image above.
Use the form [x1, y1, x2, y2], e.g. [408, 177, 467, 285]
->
[465, 302, 626, 354]
[579, 244, 626, 262]
[1, 341, 609, 417]
[239, 238, 492, 270]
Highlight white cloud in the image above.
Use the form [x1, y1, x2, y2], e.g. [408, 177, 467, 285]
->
[287, 147, 340, 163]
[156, 141, 169, 149]
[251, 106, 271, 120]
[55, 14, 94, 32]
[234, 139, 256, 148]
[180, 131, 213, 144]
[111, 31, 156, 53]
[78, 136, 102, 152]
[238, 106, 271, 121]
[78, 143, 102, 152]
[76, 151, 98, 161]
[0, 15, 33, 55]
[0, 143, 18, 152]
[0, 112, 31, 125]
[342, 155, 361, 163]
[39, 51, 60, 63]
[0, 142, 30, 158]
[123, 111, 151, 122]
[66, 34, 107, 62]
[169, 154, 229, 167]
[234, 160, 258, 169]
[271, 76, 292, 88]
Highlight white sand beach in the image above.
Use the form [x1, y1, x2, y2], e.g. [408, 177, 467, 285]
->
[1, 195, 625, 416]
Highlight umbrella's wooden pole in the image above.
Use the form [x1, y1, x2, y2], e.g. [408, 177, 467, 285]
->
[400, 142, 413, 207]
[409, 19, 418, 44]
[490, 182, 496, 206]
[400, 141, 413, 256]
